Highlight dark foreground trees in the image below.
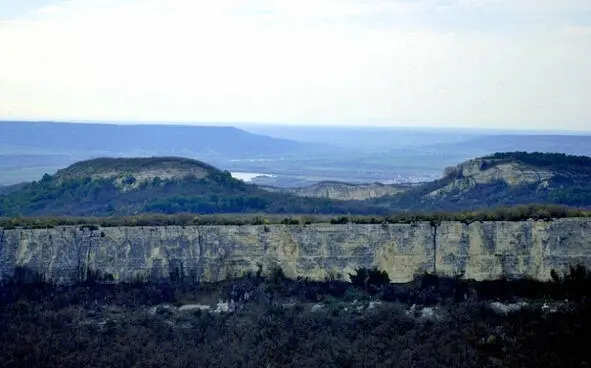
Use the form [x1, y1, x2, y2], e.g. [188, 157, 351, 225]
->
[349, 267, 390, 293]
[2, 266, 591, 368]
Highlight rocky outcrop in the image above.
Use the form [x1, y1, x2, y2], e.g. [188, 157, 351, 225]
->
[1, 218, 590, 284]
[431, 158, 554, 198]
[264, 182, 411, 200]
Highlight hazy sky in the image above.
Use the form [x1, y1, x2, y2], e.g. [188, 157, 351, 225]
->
[1, 0, 590, 130]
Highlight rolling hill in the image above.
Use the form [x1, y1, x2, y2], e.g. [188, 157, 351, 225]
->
[0, 157, 382, 217]
[1, 152, 591, 217]
[373, 152, 591, 211]
[0, 121, 321, 158]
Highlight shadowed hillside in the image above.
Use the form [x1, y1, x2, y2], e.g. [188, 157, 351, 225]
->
[374, 152, 591, 211]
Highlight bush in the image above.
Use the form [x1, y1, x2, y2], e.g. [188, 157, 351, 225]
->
[79, 224, 100, 231]
[550, 265, 591, 301]
[330, 216, 349, 224]
[349, 267, 390, 293]
[280, 217, 300, 225]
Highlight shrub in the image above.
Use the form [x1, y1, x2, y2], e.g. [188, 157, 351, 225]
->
[550, 265, 591, 301]
[349, 267, 390, 293]
[79, 224, 100, 231]
[269, 265, 287, 285]
[330, 216, 349, 224]
[280, 217, 300, 225]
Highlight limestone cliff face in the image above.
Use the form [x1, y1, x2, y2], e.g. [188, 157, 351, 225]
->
[432, 158, 553, 198]
[265, 182, 410, 200]
[1, 218, 590, 284]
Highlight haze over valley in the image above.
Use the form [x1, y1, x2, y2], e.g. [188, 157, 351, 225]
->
[2, 121, 591, 189]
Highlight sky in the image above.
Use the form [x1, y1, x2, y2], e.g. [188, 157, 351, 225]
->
[0, 0, 590, 131]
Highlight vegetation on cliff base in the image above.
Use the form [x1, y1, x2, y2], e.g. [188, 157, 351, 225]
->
[0, 204, 588, 229]
[349, 267, 391, 293]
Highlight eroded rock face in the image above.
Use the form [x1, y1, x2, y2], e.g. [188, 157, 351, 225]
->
[0, 219, 590, 284]
[282, 182, 410, 201]
[431, 159, 554, 198]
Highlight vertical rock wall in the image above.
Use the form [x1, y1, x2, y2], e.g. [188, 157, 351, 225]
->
[0, 219, 589, 283]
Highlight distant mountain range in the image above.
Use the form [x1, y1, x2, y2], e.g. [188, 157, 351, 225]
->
[0, 121, 322, 158]
[427, 134, 591, 157]
[0, 121, 333, 185]
[1, 121, 591, 187]
[241, 124, 591, 153]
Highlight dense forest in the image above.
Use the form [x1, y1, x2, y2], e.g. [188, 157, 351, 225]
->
[0, 168, 384, 217]
[483, 151, 591, 168]
[2, 265, 591, 367]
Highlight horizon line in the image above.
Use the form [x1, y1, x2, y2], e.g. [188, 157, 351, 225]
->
[0, 119, 590, 135]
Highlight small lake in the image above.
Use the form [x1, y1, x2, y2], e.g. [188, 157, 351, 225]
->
[230, 172, 276, 182]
